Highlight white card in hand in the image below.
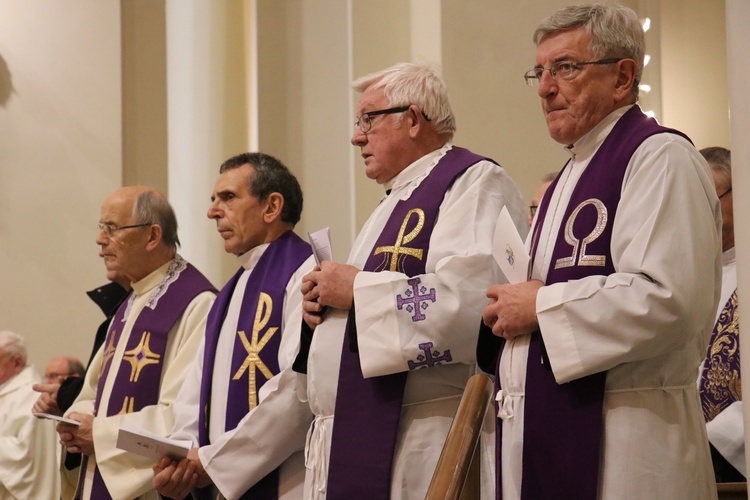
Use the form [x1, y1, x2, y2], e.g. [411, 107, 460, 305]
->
[308, 227, 332, 265]
[116, 423, 191, 461]
[33, 412, 81, 426]
[492, 206, 530, 284]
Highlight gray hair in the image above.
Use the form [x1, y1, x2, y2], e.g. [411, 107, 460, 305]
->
[0, 330, 27, 365]
[700, 146, 731, 188]
[353, 62, 456, 139]
[67, 358, 85, 378]
[132, 190, 180, 251]
[219, 152, 304, 226]
[533, 3, 645, 98]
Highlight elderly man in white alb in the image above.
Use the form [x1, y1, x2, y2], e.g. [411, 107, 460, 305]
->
[0, 330, 59, 499]
[482, 4, 722, 499]
[57, 187, 216, 500]
[298, 62, 526, 499]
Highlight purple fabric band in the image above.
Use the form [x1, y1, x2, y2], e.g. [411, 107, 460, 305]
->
[327, 147, 491, 499]
[198, 231, 312, 500]
[84, 260, 215, 499]
[501, 106, 689, 500]
[699, 289, 740, 422]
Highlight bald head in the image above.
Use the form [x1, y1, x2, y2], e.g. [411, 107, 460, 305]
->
[44, 356, 84, 384]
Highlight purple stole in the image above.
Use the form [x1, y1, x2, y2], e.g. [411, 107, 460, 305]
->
[699, 289, 740, 422]
[327, 147, 492, 499]
[83, 259, 215, 499]
[500, 106, 689, 500]
[197, 231, 312, 500]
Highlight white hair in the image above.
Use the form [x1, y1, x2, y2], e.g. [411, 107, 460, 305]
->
[0, 330, 27, 365]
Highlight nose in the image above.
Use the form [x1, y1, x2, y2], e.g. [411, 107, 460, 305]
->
[95, 229, 108, 246]
[351, 126, 367, 147]
[538, 71, 558, 99]
[207, 200, 220, 220]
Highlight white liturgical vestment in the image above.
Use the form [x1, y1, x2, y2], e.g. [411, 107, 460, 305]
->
[304, 143, 527, 499]
[66, 258, 215, 500]
[170, 243, 315, 499]
[0, 366, 59, 499]
[499, 106, 722, 500]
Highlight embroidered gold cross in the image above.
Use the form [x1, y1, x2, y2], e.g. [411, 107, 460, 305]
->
[117, 396, 135, 415]
[374, 208, 425, 271]
[122, 331, 162, 382]
[101, 331, 118, 374]
[232, 292, 278, 410]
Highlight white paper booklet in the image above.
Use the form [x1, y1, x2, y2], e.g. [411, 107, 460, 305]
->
[116, 423, 191, 461]
[33, 412, 81, 426]
[492, 206, 530, 284]
[308, 227, 333, 265]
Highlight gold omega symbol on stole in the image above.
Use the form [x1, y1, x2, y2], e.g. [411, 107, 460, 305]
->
[554, 198, 608, 269]
[374, 208, 425, 272]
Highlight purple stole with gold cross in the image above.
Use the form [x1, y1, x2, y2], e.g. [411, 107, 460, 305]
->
[83, 259, 215, 499]
[327, 146, 493, 499]
[504, 106, 689, 500]
[196, 231, 312, 500]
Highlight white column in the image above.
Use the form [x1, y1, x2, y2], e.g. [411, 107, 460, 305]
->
[165, 0, 248, 286]
[725, 0, 750, 479]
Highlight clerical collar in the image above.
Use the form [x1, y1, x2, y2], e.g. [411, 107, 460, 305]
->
[566, 105, 635, 160]
[383, 143, 452, 198]
[723, 246, 736, 266]
[237, 242, 270, 271]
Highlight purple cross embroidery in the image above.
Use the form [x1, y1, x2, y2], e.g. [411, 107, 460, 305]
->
[407, 342, 452, 370]
[396, 277, 436, 322]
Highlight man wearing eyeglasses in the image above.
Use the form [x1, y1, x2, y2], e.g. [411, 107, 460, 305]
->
[297, 62, 526, 499]
[697, 147, 744, 484]
[481, 4, 722, 500]
[56, 186, 216, 500]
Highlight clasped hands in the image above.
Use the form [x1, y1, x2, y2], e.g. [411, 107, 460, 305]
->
[152, 448, 211, 500]
[482, 279, 544, 339]
[301, 261, 360, 329]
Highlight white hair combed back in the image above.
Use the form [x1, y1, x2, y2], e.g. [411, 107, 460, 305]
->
[353, 62, 456, 139]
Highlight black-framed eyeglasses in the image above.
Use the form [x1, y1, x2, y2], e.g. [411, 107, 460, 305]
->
[97, 222, 152, 238]
[718, 187, 732, 199]
[355, 106, 411, 134]
[524, 58, 623, 86]
[529, 205, 538, 218]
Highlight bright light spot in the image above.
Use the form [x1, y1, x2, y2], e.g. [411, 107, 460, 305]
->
[644, 54, 651, 66]
[644, 110, 656, 119]
[639, 84, 652, 93]
[642, 17, 651, 32]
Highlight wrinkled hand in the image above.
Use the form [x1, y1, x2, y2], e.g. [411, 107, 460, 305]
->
[152, 448, 210, 499]
[301, 262, 360, 328]
[32, 382, 61, 415]
[57, 412, 94, 455]
[482, 280, 544, 339]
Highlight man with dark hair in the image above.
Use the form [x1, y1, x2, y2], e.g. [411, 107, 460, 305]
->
[698, 146, 744, 482]
[482, 3, 721, 499]
[152, 153, 315, 499]
[57, 186, 216, 500]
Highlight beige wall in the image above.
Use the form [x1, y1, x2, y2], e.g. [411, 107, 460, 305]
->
[0, 0, 123, 369]
[0, 0, 732, 371]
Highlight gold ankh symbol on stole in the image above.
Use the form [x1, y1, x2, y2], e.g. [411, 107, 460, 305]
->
[374, 208, 425, 271]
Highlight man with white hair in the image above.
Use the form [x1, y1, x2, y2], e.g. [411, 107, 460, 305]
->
[0, 330, 59, 499]
[298, 62, 526, 498]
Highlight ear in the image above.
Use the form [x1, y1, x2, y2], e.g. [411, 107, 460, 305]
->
[407, 104, 424, 139]
[613, 59, 638, 101]
[144, 224, 163, 252]
[262, 192, 285, 224]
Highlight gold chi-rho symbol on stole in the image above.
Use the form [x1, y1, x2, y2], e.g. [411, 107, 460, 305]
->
[374, 208, 425, 272]
[233, 292, 278, 410]
[554, 198, 608, 269]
